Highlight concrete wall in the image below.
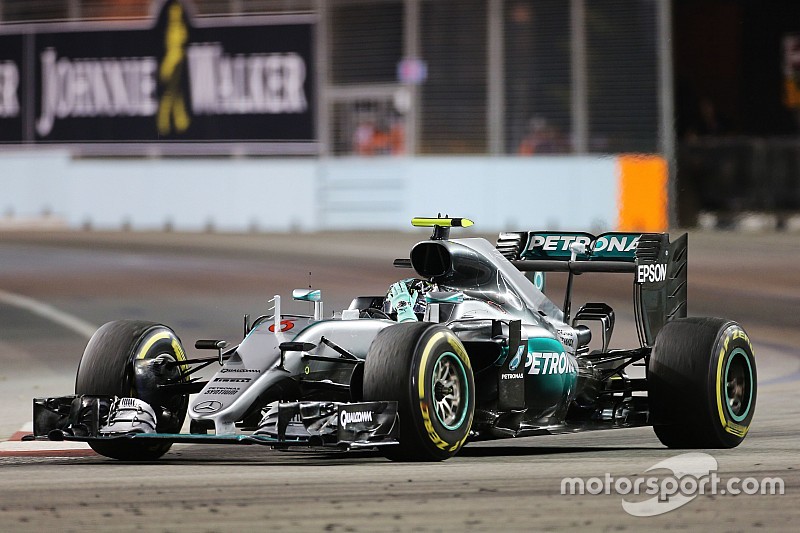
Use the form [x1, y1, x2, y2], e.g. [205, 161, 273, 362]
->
[2, 151, 653, 233]
[319, 157, 619, 231]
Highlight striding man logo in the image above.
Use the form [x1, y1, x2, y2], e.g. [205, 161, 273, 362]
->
[157, 1, 190, 135]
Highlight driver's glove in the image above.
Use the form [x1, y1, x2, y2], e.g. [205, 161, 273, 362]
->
[389, 282, 418, 323]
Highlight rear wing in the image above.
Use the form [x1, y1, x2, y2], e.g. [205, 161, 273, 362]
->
[497, 231, 687, 346]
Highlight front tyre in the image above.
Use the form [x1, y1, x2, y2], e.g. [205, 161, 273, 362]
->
[75, 320, 189, 460]
[649, 317, 757, 448]
[363, 323, 475, 462]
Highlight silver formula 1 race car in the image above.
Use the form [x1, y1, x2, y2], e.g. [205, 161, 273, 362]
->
[30, 217, 756, 461]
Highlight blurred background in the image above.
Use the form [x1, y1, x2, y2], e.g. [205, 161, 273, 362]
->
[1, 0, 800, 232]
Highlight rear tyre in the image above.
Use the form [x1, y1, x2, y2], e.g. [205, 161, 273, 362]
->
[75, 320, 189, 460]
[649, 317, 756, 448]
[363, 323, 474, 461]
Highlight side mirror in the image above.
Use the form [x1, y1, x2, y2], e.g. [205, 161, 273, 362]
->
[424, 291, 464, 323]
[292, 289, 323, 321]
[424, 291, 464, 304]
[292, 289, 321, 302]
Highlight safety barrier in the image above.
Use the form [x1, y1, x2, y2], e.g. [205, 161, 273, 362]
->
[2, 151, 667, 233]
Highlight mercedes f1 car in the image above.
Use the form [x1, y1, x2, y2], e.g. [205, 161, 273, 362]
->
[29, 217, 757, 461]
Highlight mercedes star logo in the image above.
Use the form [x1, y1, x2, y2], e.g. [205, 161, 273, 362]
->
[193, 400, 222, 413]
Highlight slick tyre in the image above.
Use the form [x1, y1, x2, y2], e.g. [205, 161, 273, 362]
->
[363, 323, 474, 461]
[649, 317, 756, 449]
[75, 320, 189, 460]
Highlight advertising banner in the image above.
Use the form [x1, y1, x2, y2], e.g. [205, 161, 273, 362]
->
[0, 34, 23, 143]
[0, 0, 315, 154]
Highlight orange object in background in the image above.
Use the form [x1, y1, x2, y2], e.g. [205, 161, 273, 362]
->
[617, 154, 669, 232]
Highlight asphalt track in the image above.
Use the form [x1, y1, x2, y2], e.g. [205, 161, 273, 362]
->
[0, 230, 798, 531]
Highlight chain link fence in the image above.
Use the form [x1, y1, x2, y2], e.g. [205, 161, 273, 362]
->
[0, 0, 664, 157]
[678, 137, 800, 225]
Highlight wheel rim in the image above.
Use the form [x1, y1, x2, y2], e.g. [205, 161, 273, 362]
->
[132, 329, 188, 431]
[725, 348, 753, 422]
[431, 351, 469, 430]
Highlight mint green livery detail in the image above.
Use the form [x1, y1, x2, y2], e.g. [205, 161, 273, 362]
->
[521, 232, 643, 261]
[725, 348, 754, 422]
[425, 292, 465, 304]
[292, 289, 321, 302]
[523, 337, 577, 400]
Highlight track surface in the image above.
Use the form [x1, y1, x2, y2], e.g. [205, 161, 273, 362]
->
[0, 230, 798, 531]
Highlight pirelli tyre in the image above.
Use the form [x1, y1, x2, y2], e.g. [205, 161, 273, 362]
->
[363, 322, 475, 461]
[649, 317, 756, 449]
[75, 320, 189, 460]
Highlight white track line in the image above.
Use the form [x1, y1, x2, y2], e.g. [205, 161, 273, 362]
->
[0, 440, 95, 457]
[8, 421, 34, 441]
[0, 290, 97, 456]
[0, 291, 193, 457]
[0, 289, 97, 339]
[1, 423, 95, 457]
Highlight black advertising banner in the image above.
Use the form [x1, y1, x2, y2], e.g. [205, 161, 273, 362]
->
[1, 0, 315, 153]
[0, 34, 23, 142]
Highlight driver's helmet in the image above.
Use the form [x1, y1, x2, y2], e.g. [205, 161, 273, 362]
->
[383, 278, 436, 318]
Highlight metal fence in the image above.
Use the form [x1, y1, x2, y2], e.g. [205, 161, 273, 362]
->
[324, 0, 666, 157]
[6, 1, 799, 225]
[0, 0, 669, 157]
[678, 137, 800, 224]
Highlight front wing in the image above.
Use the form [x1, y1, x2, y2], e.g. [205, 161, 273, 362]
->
[28, 395, 399, 450]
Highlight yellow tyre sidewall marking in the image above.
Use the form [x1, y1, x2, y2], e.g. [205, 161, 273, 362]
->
[715, 328, 753, 438]
[171, 337, 188, 379]
[136, 331, 171, 359]
[417, 331, 473, 451]
[137, 329, 188, 382]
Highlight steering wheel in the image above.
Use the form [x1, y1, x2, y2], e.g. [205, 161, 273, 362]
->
[359, 308, 391, 319]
